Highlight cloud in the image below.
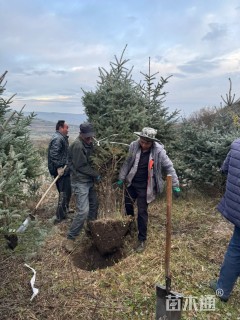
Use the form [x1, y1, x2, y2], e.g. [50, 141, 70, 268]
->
[2, 0, 240, 116]
[202, 23, 228, 41]
[179, 58, 219, 74]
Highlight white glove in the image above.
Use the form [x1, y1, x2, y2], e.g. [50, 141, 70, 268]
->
[57, 167, 65, 177]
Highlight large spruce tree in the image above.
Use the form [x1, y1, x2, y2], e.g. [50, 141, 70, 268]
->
[82, 47, 148, 215]
[81, 47, 181, 214]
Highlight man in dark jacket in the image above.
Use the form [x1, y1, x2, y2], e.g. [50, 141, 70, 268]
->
[65, 122, 100, 253]
[117, 127, 180, 253]
[210, 138, 240, 302]
[48, 120, 71, 223]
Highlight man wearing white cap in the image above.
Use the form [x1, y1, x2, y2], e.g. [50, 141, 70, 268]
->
[118, 127, 180, 253]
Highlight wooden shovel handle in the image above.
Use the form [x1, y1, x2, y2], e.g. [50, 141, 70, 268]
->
[165, 175, 172, 279]
[35, 165, 67, 211]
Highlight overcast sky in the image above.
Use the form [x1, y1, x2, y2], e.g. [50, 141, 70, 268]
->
[1, 0, 240, 116]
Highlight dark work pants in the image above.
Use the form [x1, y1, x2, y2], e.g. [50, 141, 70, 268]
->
[55, 174, 71, 221]
[217, 226, 240, 300]
[125, 184, 148, 241]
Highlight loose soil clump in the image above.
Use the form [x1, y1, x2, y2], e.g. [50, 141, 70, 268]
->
[88, 216, 132, 255]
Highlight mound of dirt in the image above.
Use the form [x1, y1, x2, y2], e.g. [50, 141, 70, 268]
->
[89, 217, 132, 255]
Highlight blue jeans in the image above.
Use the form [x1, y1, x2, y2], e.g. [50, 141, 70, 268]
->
[217, 226, 240, 300]
[67, 181, 98, 240]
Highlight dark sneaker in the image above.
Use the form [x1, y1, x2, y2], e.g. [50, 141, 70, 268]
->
[135, 240, 146, 253]
[209, 279, 228, 302]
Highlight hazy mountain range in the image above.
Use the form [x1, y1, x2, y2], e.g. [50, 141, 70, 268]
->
[24, 112, 87, 141]
[24, 111, 86, 126]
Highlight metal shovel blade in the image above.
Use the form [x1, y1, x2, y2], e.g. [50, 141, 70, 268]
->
[5, 168, 66, 250]
[156, 284, 183, 320]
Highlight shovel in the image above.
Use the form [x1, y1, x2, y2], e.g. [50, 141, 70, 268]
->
[156, 175, 183, 320]
[5, 167, 66, 249]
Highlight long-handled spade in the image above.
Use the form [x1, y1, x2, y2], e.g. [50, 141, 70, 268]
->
[5, 167, 66, 249]
[156, 175, 183, 320]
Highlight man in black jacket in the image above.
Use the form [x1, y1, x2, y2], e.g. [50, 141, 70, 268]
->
[65, 122, 100, 252]
[48, 120, 71, 223]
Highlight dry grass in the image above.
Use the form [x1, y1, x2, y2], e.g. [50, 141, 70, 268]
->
[1, 189, 240, 320]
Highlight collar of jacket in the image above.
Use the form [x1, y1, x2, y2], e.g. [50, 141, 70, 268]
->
[78, 135, 93, 148]
[56, 131, 69, 140]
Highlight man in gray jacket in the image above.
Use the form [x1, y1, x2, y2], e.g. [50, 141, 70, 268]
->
[48, 120, 71, 223]
[65, 122, 100, 253]
[117, 127, 180, 253]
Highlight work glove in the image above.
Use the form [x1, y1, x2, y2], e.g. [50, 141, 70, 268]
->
[173, 186, 181, 198]
[116, 180, 123, 189]
[57, 167, 65, 177]
[95, 175, 101, 183]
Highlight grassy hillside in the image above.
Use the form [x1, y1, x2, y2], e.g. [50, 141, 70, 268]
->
[0, 184, 239, 319]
